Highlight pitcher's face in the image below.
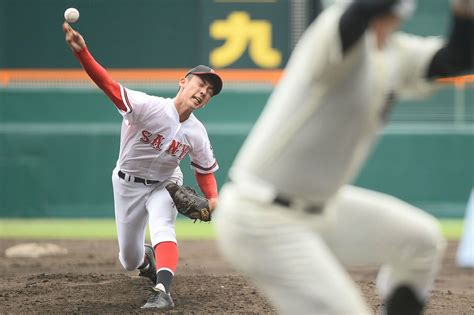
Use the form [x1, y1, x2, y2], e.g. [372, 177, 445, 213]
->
[178, 75, 214, 110]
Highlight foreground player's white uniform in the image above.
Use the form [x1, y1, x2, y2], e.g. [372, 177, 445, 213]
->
[215, 4, 448, 315]
[112, 88, 217, 269]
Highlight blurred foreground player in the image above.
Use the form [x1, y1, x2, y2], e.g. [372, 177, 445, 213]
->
[215, 0, 473, 314]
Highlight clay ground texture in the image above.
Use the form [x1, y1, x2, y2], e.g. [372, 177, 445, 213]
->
[0, 240, 473, 314]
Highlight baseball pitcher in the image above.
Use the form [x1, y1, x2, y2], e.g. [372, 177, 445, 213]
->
[215, 0, 473, 314]
[63, 22, 222, 310]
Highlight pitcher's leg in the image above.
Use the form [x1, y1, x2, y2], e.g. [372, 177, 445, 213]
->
[147, 170, 182, 248]
[215, 183, 371, 315]
[323, 186, 446, 307]
[146, 187, 179, 295]
[112, 171, 149, 270]
[147, 187, 178, 246]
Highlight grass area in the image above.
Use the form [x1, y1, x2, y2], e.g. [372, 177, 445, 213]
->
[438, 219, 466, 241]
[0, 218, 466, 240]
[0, 219, 215, 240]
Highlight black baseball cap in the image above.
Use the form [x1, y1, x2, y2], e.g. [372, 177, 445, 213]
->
[186, 65, 223, 96]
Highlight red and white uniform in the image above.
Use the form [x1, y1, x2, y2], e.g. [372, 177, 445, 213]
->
[112, 87, 218, 270]
[74, 47, 218, 272]
[116, 86, 218, 181]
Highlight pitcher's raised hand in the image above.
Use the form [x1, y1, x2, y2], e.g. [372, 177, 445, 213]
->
[63, 22, 86, 53]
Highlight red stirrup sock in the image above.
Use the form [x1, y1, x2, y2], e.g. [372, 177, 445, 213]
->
[154, 241, 179, 293]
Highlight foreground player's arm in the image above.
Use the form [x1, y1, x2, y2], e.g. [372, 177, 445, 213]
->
[63, 22, 128, 112]
[426, 1, 474, 78]
[195, 172, 218, 211]
[339, 0, 399, 54]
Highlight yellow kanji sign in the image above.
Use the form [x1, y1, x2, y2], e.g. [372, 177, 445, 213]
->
[210, 12, 282, 68]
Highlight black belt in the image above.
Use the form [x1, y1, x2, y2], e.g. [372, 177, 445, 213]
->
[273, 194, 323, 214]
[118, 170, 160, 185]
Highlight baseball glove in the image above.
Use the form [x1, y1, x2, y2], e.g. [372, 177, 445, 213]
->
[165, 183, 211, 222]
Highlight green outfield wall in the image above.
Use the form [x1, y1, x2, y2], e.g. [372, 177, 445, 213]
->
[0, 87, 473, 218]
[0, 0, 451, 69]
[1, 0, 472, 218]
[1, 0, 292, 69]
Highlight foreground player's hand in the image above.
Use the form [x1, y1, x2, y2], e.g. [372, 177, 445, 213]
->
[63, 22, 86, 53]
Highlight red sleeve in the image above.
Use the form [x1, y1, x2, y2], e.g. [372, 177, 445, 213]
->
[75, 47, 131, 112]
[195, 172, 218, 199]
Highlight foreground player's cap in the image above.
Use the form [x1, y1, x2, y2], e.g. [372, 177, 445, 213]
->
[186, 65, 223, 96]
[335, 0, 416, 19]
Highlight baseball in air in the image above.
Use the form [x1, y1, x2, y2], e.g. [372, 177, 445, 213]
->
[64, 8, 80, 23]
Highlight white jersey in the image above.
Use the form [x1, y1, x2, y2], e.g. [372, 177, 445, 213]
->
[115, 86, 218, 181]
[230, 5, 443, 203]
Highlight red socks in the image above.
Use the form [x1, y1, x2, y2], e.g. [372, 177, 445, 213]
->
[154, 241, 178, 273]
[154, 241, 178, 293]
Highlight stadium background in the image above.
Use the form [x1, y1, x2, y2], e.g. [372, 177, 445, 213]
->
[0, 0, 472, 220]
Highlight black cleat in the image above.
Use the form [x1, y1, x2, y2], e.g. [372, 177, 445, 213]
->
[138, 244, 157, 284]
[385, 285, 424, 315]
[141, 287, 174, 309]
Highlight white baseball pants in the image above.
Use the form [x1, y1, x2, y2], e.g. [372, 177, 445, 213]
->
[111, 167, 182, 271]
[215, 182, 446, 315]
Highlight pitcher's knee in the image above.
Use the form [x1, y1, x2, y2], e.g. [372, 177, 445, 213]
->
[150, 226, 177, 246]
[119, 249, 144, 271]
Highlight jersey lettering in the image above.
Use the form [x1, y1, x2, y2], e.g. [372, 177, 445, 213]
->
[151, 134, 165, 150]
[140, 130, 152, 144]
[166, 140, 191, 160]
[166, 140, 182, 155]
[139, 130, 191, 159]
[178, 144, 191, 160]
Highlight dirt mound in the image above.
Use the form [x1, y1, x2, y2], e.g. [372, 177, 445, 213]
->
[0, 240, 471, 314]
[5, 242, 68, 258]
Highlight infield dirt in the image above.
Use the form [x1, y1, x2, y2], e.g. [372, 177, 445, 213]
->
[0, 240, 472, 314]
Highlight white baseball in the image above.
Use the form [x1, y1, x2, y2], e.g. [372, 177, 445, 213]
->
[64, 8, 80, 23]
